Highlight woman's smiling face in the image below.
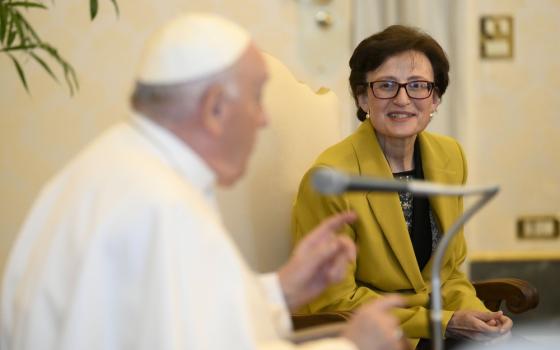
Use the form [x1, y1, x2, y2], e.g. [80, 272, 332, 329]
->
[359, 50, 441, 142]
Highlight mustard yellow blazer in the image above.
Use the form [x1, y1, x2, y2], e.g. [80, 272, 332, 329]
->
[291, 121, 488, 346]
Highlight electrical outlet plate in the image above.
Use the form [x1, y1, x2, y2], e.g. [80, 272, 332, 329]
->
[517, 215, 560, 240]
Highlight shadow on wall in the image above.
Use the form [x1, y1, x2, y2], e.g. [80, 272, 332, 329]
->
[216, 53, 342, 272]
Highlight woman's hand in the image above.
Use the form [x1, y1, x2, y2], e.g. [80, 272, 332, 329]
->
[445, 310, 512, 341]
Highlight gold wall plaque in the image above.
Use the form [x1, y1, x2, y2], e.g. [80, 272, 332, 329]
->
[480, 15, 514, 59]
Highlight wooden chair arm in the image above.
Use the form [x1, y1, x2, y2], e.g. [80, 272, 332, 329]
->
[473, 278, 539, 313]
[290, 314, 412, 349]
[291, 311, 353, 331]
[288, 322, 346, 344]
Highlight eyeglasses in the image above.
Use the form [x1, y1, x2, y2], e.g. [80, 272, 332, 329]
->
[367, 80, 435, 99]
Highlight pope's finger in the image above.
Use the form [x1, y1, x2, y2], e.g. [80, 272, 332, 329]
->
[337, 235, 357, 261]
[318, 211, 357, 232]
[301, 212, 357, 247]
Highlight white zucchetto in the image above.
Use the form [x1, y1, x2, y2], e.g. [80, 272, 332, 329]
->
[136, 13, 251, 85]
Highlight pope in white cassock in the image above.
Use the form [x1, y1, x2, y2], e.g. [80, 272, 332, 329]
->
[1, 13, 406, 350]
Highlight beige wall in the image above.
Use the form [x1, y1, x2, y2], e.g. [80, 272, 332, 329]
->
[467, 0, 560, 257]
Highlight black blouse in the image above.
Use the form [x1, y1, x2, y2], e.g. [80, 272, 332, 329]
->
[392, 140, 441, 271]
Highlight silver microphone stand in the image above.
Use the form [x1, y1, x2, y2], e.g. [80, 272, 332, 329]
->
[415, 183, 499, 350]
[389, 180, 499, 350]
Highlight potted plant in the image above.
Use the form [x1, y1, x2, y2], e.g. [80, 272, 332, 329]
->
[0, 0, 119, 94]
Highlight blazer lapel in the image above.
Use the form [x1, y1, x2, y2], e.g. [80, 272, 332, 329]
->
[352, 121, 425, 291]
[418, 132, 459, 278]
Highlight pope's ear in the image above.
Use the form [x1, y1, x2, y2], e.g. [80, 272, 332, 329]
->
[199, 84, 228, 136]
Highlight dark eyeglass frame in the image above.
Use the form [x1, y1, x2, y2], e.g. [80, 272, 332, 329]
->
[367, 80, 436, 100]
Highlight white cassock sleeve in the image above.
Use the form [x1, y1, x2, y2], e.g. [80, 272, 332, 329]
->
[257, 274, 357, 350]
[258, 273, 293, 338]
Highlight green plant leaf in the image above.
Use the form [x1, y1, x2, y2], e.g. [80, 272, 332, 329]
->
[110, 0, 119, 17]
[7, 28, 17, 46]
[40, 43, 79, 94]
[0, 5, 8, 43]
[16, 9, 40, 42]
[62, 62, 78, 95]
[5, 2, 47, 10]
[5, 8, 17, 46]
[29, 50, 58, 81]
[0, 44, 39, 52]
[89, 0, 98, 20]
[8, 53, 29, 92]
[13, 12, 27, 46]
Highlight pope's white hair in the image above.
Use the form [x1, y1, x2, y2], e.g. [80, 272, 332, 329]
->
[131, 66, 240, 121]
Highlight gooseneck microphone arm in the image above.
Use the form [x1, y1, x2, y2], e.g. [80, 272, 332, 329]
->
[312, 167, 499, 350]
[429, 186, 498, 350]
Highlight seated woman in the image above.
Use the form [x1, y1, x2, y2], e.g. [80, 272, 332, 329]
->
[291, 25, 512, 348]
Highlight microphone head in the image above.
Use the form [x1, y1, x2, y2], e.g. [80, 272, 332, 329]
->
[312, 167, 349, 194]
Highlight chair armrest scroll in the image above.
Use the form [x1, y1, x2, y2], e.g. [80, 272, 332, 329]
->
[473, 278, 539, 314]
